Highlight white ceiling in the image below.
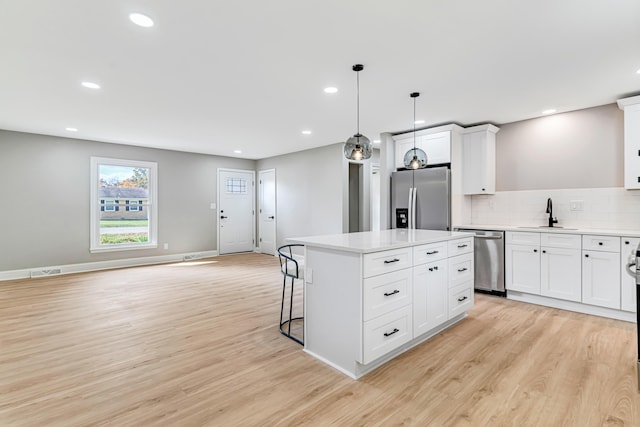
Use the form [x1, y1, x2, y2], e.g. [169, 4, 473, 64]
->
[1, 1, 639, 160]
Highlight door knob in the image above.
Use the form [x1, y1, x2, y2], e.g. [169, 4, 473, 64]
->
[220, 215, 228, 219]
[268, 216, 275, 219]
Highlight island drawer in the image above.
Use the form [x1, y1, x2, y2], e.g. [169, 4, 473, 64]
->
[413, 241, 448, 264]
[448, 253, 474, 287]
[362, 305, 413, 364]
[363, 269, 412, 321]
[582, 235, 621, 252]
[449, 282, 473, 319]
[363, 248, 412, 278]
[448, 237, 473, 256]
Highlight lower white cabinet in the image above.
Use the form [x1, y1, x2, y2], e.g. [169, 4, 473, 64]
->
[505, 243, 541, 294]
[621, 237, 640, 312]
[582, 250, 621, 309]
[363, 305, 413, 364]
[449, 282, 473, 318]
[540, 246, 582, 302]
[413, 260, 448, 336]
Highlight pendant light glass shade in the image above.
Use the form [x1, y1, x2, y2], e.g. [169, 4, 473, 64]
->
[403, 147, 428, 169]
[344, 134, 372, 160]
[344, 64, 372, 160]
[403, 92, 428, 169]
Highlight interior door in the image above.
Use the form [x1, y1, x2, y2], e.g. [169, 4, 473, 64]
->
[258, 169, 277, 255]
[218, 169, 255, 255]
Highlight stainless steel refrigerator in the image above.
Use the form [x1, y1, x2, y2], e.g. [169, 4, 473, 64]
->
[391, 166, 450, 230]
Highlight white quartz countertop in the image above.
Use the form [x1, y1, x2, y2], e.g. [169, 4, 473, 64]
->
[287, 229, 474, 254]
[454, 224, 640, 238]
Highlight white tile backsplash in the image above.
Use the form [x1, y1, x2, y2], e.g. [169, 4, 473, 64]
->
[470, 187, 640, 231]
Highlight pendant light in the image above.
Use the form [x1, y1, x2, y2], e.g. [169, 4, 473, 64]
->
[403, 92, 428, 169]
[344, 64, 372, 160]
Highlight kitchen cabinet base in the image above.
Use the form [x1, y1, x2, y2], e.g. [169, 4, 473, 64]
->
[304, 312, 467, 380]
[507, 290, 636, 323]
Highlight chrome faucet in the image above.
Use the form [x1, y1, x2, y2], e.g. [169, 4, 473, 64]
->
[546, 198, 558, 227]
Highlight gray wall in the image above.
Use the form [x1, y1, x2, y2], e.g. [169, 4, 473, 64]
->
[0, 130, 254, 271]
[496, 103, 623, 191]
[257, 143, 345, 248]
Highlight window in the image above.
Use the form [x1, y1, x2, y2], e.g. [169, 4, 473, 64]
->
[226, 177, 247, 194]
[90, 157, 158, 252]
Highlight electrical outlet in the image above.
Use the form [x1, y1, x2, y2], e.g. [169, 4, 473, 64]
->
[306, 268, 313, 284]
[163, 243, 169, 250]
[570, 200, 584, 211]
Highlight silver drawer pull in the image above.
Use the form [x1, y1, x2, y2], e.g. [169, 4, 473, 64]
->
[384, 258, 400, 264]
[457, 296, 468, 302]
[383, 328, 399, 337]
[457, 244, 468, 248]
[457, 267, 468, 272]
[384, 289, 400, 297]
[426, 250, 439, 255]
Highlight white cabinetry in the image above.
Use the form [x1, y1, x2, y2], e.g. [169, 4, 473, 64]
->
[393, 130, 451, 170]
[506, 232, 581, 302]
[413, 260, 447, 336]
[621, 237, 639, 312]
[540, 234, 582, 302]
[505, 232, 541, 294]
[582, 235, 621, 309]
[617, 95, 640, 189]
[462, 124, 499, 195]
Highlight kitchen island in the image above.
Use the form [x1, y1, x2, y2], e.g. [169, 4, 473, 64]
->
[288, 229, 475, 379]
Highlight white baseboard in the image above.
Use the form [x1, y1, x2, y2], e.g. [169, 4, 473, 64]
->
[507, 290, 637, 323]
[0, 250, 219, 282]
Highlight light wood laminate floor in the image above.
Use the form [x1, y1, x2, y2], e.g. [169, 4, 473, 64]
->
[1, 253, 638, 426]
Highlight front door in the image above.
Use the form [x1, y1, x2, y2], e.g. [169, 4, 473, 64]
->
[258, 169, 277, 255]
[218, 169, 255, 255]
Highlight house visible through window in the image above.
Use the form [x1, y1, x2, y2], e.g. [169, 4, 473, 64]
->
[90, 157, 158, 252]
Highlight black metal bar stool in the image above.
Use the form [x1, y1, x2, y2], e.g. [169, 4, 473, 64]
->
[277, 244, 304, 345]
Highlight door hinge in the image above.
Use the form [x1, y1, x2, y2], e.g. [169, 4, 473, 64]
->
[259, 179, 262, 184]
[260, 237, 262, 242]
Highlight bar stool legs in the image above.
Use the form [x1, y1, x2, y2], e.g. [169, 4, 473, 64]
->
[279, 273, 303, 345]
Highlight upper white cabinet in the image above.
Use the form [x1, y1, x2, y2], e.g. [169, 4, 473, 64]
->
[393, 127, 456, 170]
[462, 124, 499, 195]
[617, 95, 640, 189]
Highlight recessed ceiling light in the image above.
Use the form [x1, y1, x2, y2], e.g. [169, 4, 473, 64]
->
[129, 13, 154, 27]
[233, 150, 242, 154]
[65, 127, 78, 132]
[414, 120, 425, 125]
[636, 68, 640, 75]
[302, 130, 312, 135]
[81, 81, 101, 90]
[542, 109, 557, 115]
[373, 139, 381, 144]
[324, 87, 338, 94]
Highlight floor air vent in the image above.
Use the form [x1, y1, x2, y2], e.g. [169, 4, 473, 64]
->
[183, 254, 203, 261]
[30, 268, 62, 278]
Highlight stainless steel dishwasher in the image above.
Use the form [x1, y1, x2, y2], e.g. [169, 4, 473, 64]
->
[457, 229, 505, 296]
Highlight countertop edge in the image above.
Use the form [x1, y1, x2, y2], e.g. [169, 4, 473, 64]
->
[287, 230, 475, 254]
[454, 224, 640, 238]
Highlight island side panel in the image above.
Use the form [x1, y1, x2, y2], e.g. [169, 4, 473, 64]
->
[304, 246, 362, 376]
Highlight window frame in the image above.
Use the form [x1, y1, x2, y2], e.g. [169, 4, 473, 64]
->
[90, 157, 158, 253]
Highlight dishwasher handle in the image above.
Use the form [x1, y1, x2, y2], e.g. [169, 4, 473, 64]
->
[474, 234, 503, 240]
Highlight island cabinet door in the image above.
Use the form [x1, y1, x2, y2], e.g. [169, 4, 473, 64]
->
[413, 261, 448, 337]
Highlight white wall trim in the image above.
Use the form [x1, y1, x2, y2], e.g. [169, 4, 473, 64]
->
[507, 290, 636, 323]
[0, 250, 218, 282]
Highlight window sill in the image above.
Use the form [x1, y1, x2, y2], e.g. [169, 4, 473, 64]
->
[90, 243, 158, 254]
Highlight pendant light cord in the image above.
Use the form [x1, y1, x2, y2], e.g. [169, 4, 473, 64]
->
[413, 95, 416, 152]
[356, 70, 360, 135]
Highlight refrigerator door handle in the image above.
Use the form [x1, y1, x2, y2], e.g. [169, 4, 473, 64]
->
[407, 187, 412, 229]
[411, 187, 417, 229]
